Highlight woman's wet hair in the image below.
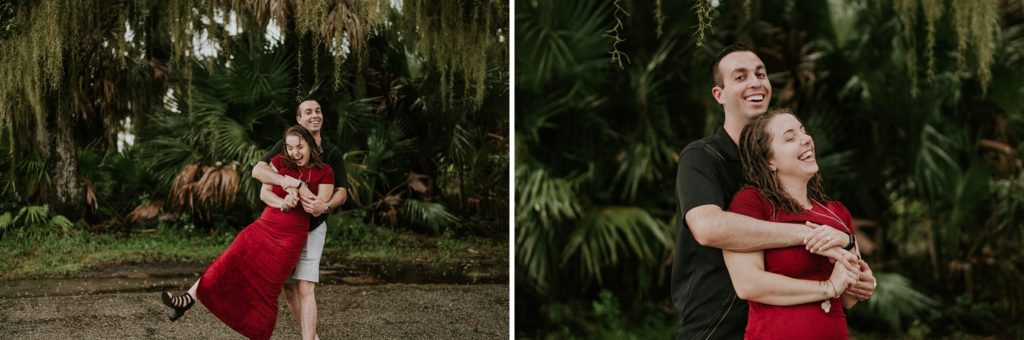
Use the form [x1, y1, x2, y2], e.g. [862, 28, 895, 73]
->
[739, 109, 828, 214]
[279, 125, 326, 169]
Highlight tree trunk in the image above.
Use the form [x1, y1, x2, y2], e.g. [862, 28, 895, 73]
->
[50, 107, 83, 221]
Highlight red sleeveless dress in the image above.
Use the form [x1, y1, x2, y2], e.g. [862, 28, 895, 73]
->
[728, 187, 855, 340]
[196, 155, 333, 340]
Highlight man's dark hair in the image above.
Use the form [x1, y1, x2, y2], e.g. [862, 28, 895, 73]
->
[711, 44, 755, 88]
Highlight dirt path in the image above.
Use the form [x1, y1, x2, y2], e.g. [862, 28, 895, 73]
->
[0, 261, 509, 339]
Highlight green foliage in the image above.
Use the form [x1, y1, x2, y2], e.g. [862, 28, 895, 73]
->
[517, 0, 1024, 337]
[403, 199, 460, 234]
[849, 272, 939, 331]
[0, 205, 73, 243]
[0, 0, 509, 233]
[406, 0, 507, 107]
[562, 207, 671, 286]
[528, 292, 677, 339]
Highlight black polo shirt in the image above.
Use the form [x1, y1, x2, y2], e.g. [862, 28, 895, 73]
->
[262, 137, 350, 231]
[672, 127, 746, 340]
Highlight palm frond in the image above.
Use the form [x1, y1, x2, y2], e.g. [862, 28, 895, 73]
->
[448, 123, 474, 166]
[516, 217, 557, 292]
[914, 124, 964, 202]
[859, 272, 940, 330]
[560, 206, 672, 286]
[0, 211, 13, 231]
[515, 164, 583, 228]
[16, 204, 51, 227]
[402, 198, 460, 233]
[219, 42, 293, 104]
[612, 132, 675, 202]
[515, 0, 611, 91]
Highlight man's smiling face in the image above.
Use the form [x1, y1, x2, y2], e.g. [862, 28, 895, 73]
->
[713, 51, 772, 123]
[296, 100, 323, 134]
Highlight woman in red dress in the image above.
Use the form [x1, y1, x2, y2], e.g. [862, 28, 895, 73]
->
[159, 125, 334, 340]
[723, 109, 871, 339]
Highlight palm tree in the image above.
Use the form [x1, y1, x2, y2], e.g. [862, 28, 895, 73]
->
[516, 0, 1022, 337]
[0, 0, 509, 229]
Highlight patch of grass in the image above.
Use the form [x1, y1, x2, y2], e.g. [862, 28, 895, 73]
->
[0, 225, 233, 279]
[325, 213, 506, 264]
[1, 213, 507, 279]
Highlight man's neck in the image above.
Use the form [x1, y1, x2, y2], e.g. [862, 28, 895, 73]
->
[312, 132, 322, 147]
[723, 116, 748, 146]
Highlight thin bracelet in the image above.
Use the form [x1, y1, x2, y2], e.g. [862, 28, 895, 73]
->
[827, 280, 839, 298]
[819, 281, 829, 299]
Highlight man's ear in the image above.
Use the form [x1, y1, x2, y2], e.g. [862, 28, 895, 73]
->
[712, 86, 725, 105]
[296, 115, 301, 123]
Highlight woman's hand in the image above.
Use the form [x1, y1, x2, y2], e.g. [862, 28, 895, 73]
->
[281, 192, 299, 210]
[804, 221, 852, 253]
[828, 258, 860, 297]
[816, 246, 858, 265]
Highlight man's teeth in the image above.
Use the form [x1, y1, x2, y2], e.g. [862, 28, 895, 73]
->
[746, 95, 764, 102]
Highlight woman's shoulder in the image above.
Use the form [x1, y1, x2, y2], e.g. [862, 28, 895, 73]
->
[311, 164, 334, 182]
[734, 186, 766, 203]
[269, 154, 285, 167]
[314, 163, 333, 174]
[728, 186, 770, 219]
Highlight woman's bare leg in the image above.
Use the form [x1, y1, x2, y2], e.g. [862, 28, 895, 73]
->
[187, 279, 200, 299]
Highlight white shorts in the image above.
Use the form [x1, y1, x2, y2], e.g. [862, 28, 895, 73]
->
[289, 222, 327, 283]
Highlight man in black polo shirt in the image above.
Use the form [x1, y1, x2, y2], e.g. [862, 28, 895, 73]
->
[672, 45, 863, 339]
[252, 99, 349, 340]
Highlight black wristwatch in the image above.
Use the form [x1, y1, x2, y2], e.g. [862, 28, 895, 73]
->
[843, 232, 856, 251]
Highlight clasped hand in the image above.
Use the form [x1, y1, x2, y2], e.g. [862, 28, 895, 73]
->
[804, 221, 876, 301]
[280, 187, 300, 211]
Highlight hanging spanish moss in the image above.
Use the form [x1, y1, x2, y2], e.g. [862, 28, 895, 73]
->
[688, 0, 1000, 92]
[607, 0, 629, 69]
[892, 0, 999, 93]
[969, 0, 998, 91]
[654, 0, 665, 37]
[921, 0, 943, 82]
[406, 0, 505, 108]
[894, 0, 919, 96]
[693, 0, 714, 48]
[743, 0, 753, 24]
[292, 0, 389, 90]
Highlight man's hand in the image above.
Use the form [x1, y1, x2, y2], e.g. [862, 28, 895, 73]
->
[804, 221, 851, 253]
[300, 194, 328, 216]
[843, 260, 876, 301]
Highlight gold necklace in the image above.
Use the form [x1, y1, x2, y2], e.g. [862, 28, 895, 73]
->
[300, 167, 311, 187]
[805, 201, 855, 314]
[806, 201, 850, 233]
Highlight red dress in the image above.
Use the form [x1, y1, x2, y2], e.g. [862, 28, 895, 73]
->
[196, 155, 333, 340]
[728, 187, 855, 340]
